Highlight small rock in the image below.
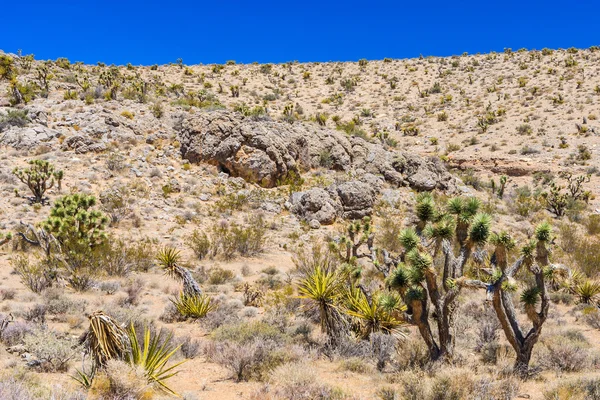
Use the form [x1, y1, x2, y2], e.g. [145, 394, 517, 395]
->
[309, 219, 321, 229]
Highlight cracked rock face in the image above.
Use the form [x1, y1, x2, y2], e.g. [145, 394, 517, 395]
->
[176, 110, 457, 192]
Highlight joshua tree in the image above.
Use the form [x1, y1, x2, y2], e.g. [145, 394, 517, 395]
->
[334, 217, 374, 264]
[42, 194, 108, 248]
[387, 194, 491, 361]
[0, 54, 16, 80]
[35, 61, 53, 95]
[480, 223, 562, 376]
[13, 160, 64, 204]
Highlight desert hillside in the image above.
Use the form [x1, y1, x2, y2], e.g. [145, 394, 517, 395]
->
[0, 47, 600, 400]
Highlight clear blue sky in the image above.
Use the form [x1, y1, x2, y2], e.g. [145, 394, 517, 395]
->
[2, 0, 599, 65]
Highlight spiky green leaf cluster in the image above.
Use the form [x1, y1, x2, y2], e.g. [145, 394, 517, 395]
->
[415, 192, 436, 223]
[447, 196, 480, 222]
[126, 324, 185, 395]
[406, 248, 433, 271]
[490, 231, 516, 250]
[520, 287, 541, 306]
[298, 266, 344, 304]
[424, 214, 455, 241]
[344, 288, 405, 337]
[399, 228, 419, 251]
[387, 264, 410, 290]
[534, 221, 552, 242]
[171, 292, 216, 319]
[469, 213, 492, 244]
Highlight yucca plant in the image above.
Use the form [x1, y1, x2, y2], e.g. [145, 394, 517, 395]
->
[126, 324, 185, 395]
[171, 292, 216, 319]
[298, 266, 346, 337]
[344, 288, 405, 338]
[156, 247, 203, 296]
[72, 368, 93, 389]
[573, 280, 600, 304]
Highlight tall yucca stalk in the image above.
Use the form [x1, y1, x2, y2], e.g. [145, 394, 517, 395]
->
[298, 266, 346, 336]
[156, 247, 202, 296]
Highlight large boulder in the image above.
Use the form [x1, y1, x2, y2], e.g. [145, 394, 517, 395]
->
[335, 180, 378, 219]
[0, 125, 60, 149]
[290, 188, 342, 225]
[289, 174, 383, 225]
[176, 111, 456, 191]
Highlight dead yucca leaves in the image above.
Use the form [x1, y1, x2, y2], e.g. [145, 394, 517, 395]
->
[82, 310, 129, 369]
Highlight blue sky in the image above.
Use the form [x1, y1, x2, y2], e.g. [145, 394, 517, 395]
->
[2, 0, 599, 65]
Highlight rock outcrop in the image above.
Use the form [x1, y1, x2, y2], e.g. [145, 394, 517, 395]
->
[176, 111, 456, 192]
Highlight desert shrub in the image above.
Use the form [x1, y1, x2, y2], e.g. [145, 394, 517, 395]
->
[395, 337, 430, 370]
[185, 229, 211, 260]
[260, 362, 341, 400]
[11, 255, 55, 293]
[586, 214, 600, 235]
[42, 288, 85, 315]
[0, 288, 16, 300]
[0, 317, 33, 346]
[516, 124, 533, 135]
[177, 335, 201, 359]
[171, 293, 216, 319]
[23, 304, 47, 324]
[474, 308, 501, 364]
[211, 214, 267, 259]
[95, 238, 154, 276]
[369, 332, 396, 372]
[582, 306, 600, 329]
[122, 277, 144, 306]
[205, 338, 297, 382]
[429, 370, 475, 400]
[538, 332, 590, 372]
[207, 267, 235, 284]
[0, 376, 85, 400]
[105, 151, 126, 172]
[376, 218, 404, 253]
[338, 357, 372, 374]
[89, 359, 153, 399]
[99, 280, 121, 295]
[0, 109, 30, 131]
[520, 145, 539, 155]
[24, 328, 78, 372]
[543, 378, 600, 400]
[100, 186, 133, 225]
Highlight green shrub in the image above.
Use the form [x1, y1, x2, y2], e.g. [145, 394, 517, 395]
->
[185, 229, 211, 260]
